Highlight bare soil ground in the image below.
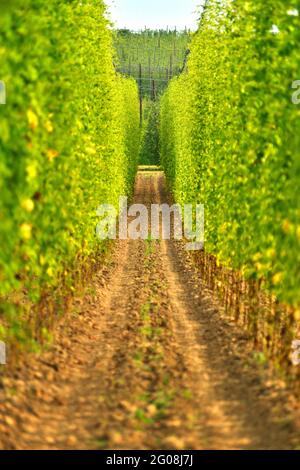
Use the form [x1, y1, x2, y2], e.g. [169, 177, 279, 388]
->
[0, 171, 300, 450]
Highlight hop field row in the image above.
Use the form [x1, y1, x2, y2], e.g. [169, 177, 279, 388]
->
[160, 0, 300, 378]
[0, 0, 140, 346]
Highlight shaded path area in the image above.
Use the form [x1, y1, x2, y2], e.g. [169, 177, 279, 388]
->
[0, 170, 299, 450]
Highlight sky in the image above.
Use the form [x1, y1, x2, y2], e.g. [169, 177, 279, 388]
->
[105, 0, 202, 31]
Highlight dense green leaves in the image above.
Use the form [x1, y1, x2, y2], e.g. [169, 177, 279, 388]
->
[160, 0, 300, 307]
[0, 0, 140, 340]
[139, 100, 160, 165]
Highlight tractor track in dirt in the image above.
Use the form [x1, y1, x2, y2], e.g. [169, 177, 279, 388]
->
[0, 171, 299, 450]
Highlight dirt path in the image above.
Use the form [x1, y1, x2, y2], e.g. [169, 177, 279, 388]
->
[0, 171, 299, 450]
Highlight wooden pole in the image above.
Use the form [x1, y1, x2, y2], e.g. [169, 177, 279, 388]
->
[151, 79, 156, 101]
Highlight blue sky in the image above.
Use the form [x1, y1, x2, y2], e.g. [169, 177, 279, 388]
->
[105, 0, 202, 31]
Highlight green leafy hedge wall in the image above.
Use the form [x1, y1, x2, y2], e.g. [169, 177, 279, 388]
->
[0, 0, 140, 342]
[160, 0, 300, 309]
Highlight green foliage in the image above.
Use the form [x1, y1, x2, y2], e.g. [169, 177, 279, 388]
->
[160, 0, 300, 307]
[0, 0, 140, 340]
[115, 29, 191, 98]
[140, 100, 160, 165]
